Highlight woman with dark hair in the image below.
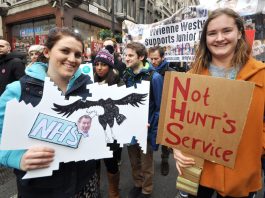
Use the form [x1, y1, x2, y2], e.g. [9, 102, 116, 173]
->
[93, 48, 123, 198]
[0, 27, 99, 197]
[94, 49, 121, 86]
[174, 8, 265, 198]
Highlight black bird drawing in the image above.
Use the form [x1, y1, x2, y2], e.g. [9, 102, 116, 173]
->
[52, 93, 148, 142]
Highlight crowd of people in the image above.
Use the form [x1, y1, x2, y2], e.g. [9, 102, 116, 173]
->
[0, 7, 264, 198]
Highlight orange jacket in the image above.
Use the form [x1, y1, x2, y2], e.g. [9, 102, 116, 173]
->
[199, 58, 265, 197]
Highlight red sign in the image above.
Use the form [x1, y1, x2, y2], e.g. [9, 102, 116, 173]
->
[245, 29, 255, 47]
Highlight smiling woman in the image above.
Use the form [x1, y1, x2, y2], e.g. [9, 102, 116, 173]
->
[173, 8, 265, 198]
[42, 28, 84, 93]
[0, 27, 99, 197]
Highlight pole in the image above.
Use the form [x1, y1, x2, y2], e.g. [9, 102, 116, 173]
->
[60, 0, 64, 27]
[111, 0, 115, 36]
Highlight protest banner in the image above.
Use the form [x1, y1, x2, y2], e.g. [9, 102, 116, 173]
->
[157, 72, 254, 168]
[122, 7, 208, 62]
[123, 0, 265, 62]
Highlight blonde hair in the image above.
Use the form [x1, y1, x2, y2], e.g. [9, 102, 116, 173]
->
[191, 8, 251, 74]
[28, 45, 44, 54]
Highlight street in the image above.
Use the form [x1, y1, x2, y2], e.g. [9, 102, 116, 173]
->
[0, 147, 264, 198]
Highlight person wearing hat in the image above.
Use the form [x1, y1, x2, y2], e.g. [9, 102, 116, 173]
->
[27, 45, 44, 67]
[94, 48, 123, 198]
[103, 38, 126, 78]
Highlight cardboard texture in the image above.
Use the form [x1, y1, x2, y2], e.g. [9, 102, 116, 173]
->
[157, 72, 254, 168]
[176, 152, 204, 195]
[176, 179, 198, 195]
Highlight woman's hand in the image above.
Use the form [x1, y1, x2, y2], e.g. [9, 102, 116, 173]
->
[173, 149, 195, 175]
[20, 146, 55, 171]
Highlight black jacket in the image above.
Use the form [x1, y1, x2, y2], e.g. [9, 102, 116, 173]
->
[114, 55, 126, 78]
[152, 60, 175, 77]
[0, 51, 26, 95]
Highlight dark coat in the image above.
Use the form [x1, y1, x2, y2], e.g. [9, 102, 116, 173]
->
[0, 51, 26, 95]
[114, 55, 126, 78]
[151, 59, 175, 77]
[122, 62, 163, 151]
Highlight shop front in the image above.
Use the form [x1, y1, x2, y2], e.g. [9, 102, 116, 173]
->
[2, 3, 122, 58]
[73, 19, 103, 61]
[11, 18, 56, 53]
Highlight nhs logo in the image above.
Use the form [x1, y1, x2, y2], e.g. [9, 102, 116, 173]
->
[29, 113, 82, 148]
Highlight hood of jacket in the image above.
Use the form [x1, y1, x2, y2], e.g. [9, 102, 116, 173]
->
[153, 59, 169, 73]
[0, 51, 27, 64]
[125, 62, 154, 77]
[25, 62, 84, 91]
[236, 57, 265, 83]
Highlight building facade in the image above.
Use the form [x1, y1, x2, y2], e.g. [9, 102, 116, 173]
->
[0, 0, 199, 54]
[115, 0, 188, 24]
[0, 0, 122, 54]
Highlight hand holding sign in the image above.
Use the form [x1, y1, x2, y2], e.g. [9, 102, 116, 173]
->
[20, 146, 55, 171]
[173, 149, 195, 175]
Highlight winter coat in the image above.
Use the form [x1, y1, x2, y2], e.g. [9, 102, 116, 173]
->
[123, 62, 163, 151]
[152, 59, 175, 77]
[114, 55, 126, 78]
[0, 62, 97, 198]
[0, 51, 26, 95]
[199, 58, 265, 197]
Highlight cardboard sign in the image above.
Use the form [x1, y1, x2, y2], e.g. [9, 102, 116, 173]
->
[157, 72, 254, 168]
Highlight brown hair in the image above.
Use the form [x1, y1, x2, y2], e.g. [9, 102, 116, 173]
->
[37, 27, 84, 63]
[103, 37, 117, 48]
[191, 8, 251, 74]
[126, 42, 147, 64]
[148, 46, 165, 57]
[78, 115, 92, 123]
[94, 67, 120, 86]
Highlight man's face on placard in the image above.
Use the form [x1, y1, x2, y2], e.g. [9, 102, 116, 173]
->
[78, 116, 92, 134]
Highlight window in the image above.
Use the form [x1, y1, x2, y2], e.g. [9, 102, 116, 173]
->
[11, 18, 56, 53]
[116, 0, 123, 13]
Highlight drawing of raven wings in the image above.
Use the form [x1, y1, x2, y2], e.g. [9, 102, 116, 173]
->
[113, 93, 148, 107]
[52, 99, 99, 117]
[52, 93, 148, 118]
